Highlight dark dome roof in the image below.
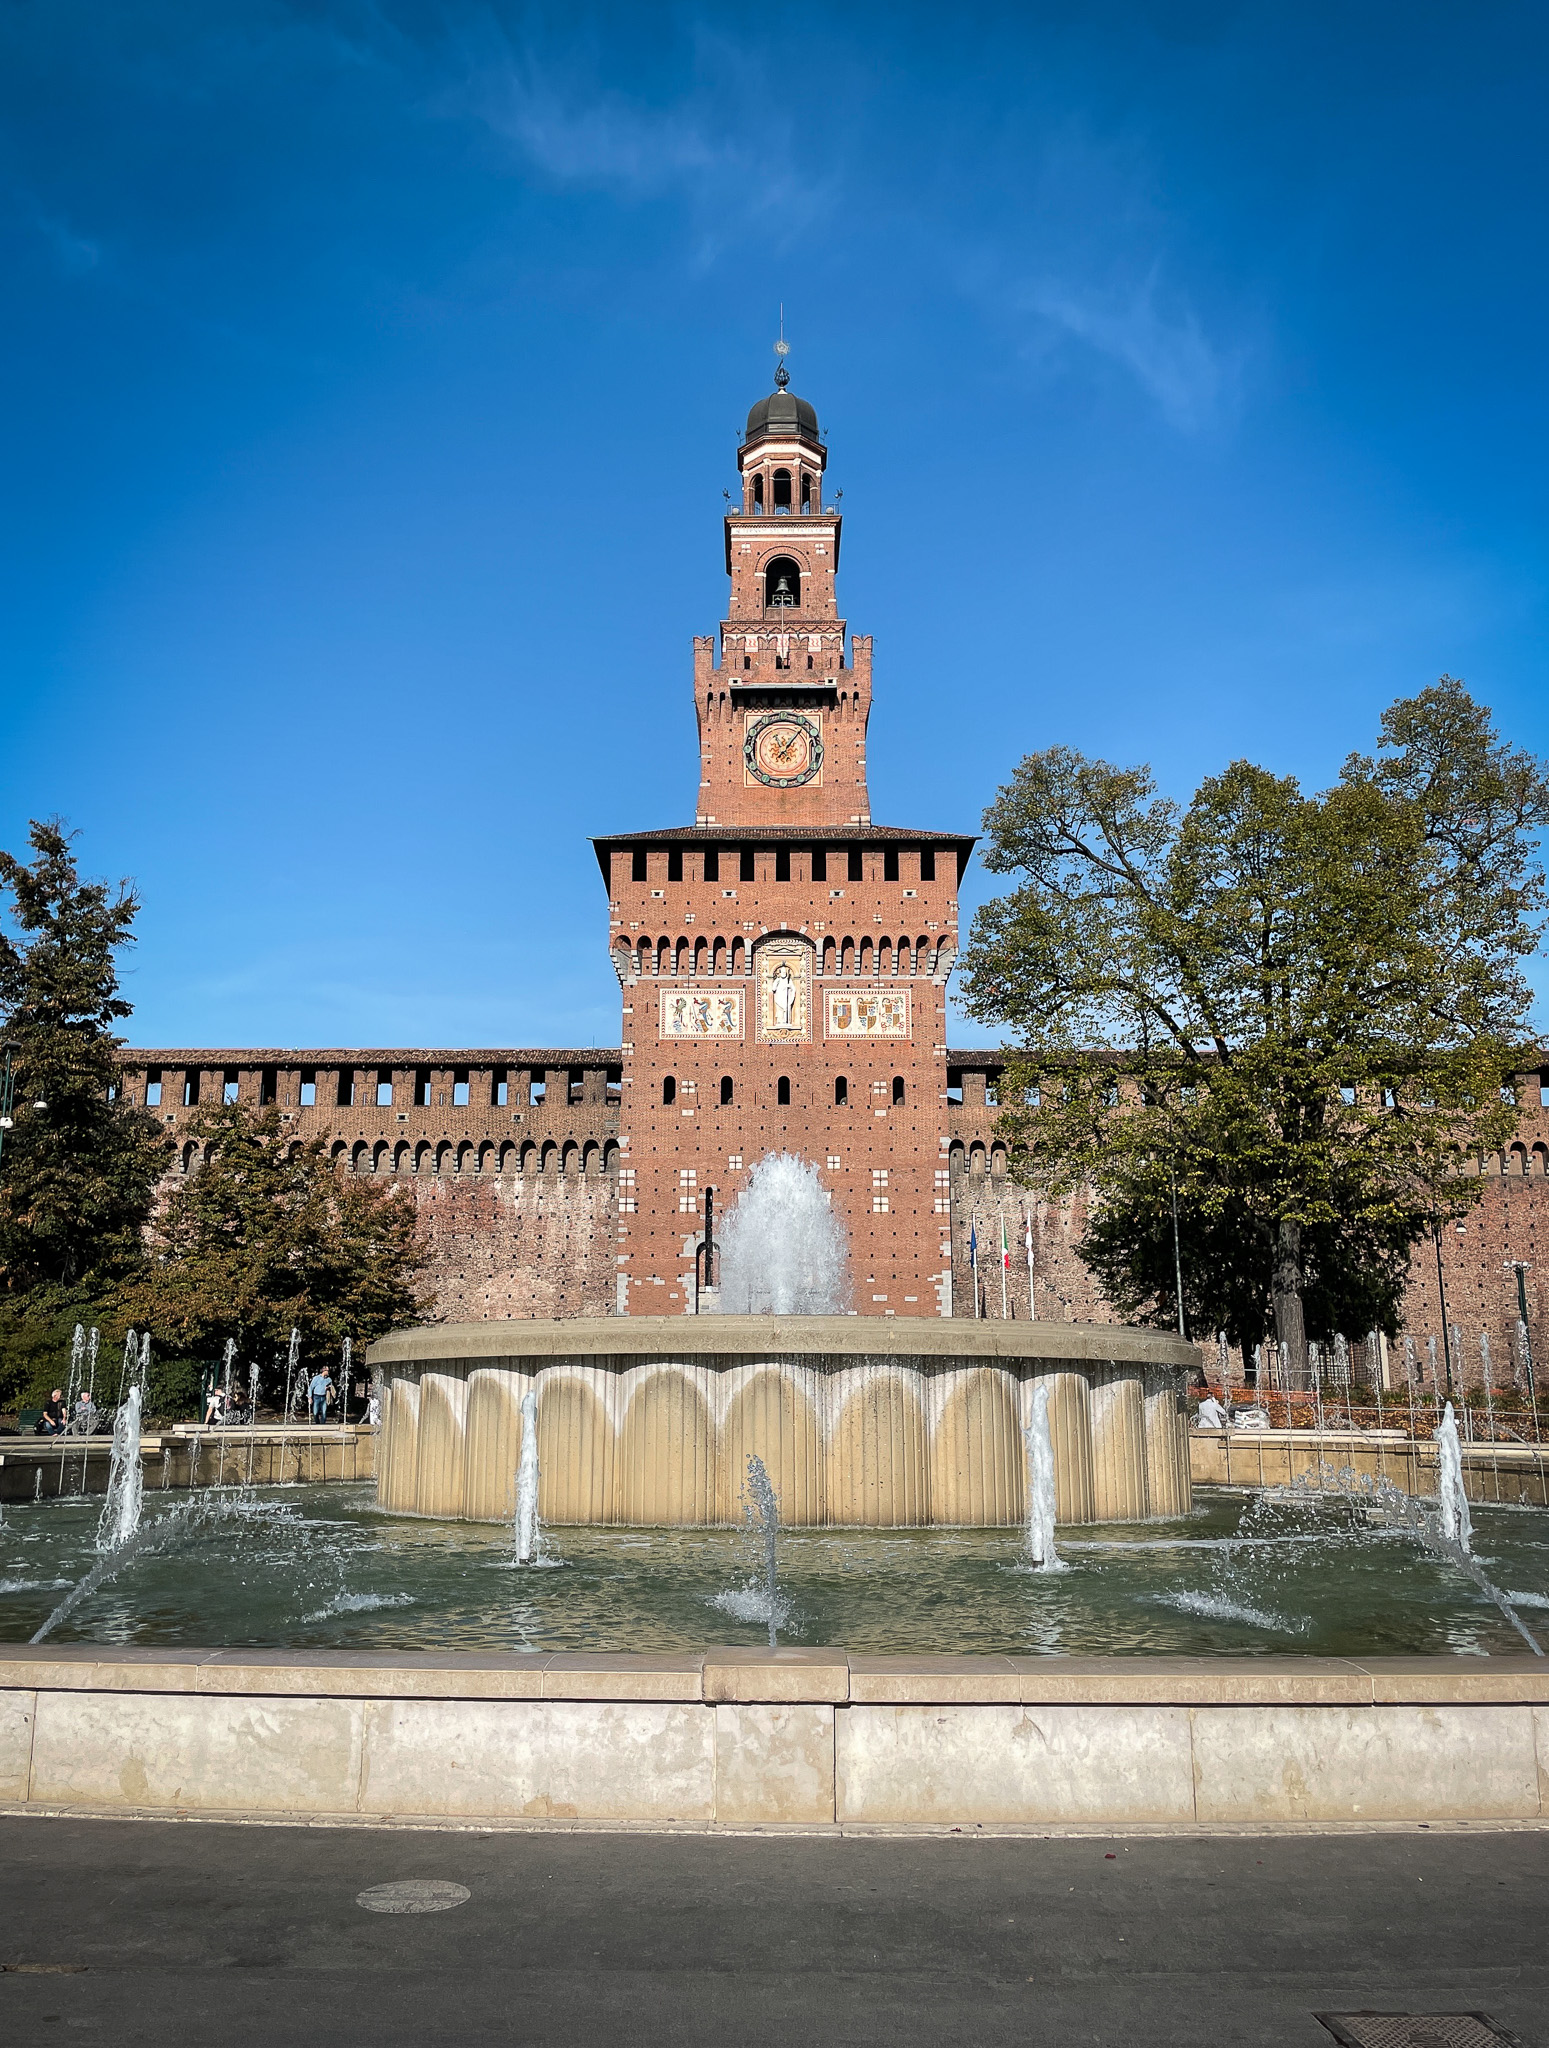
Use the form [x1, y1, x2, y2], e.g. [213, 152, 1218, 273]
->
[744, 388, 821, 445]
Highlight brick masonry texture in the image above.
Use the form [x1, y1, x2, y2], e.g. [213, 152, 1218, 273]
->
[119, 373, 1549, 1354]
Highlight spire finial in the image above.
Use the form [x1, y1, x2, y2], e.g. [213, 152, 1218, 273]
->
[774, 303, 789, 390]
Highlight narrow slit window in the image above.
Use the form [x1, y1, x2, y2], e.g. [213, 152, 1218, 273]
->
[720, 1076, 734, 1105]
[835, 1076, 848, 1106]
[777, 1076, 791, 1106]
[892, 1076, 905, 1105]
[663, 1076, 677, 1106]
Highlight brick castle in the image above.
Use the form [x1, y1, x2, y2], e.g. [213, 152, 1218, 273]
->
[121, 366, 1549, 1373]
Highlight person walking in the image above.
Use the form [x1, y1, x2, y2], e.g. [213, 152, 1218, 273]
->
[308, 1368, 333, 1425]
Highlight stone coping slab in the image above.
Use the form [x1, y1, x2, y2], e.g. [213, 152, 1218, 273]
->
[3, 1644, 1547, 1706]
[367, 1315, 1197, 1370]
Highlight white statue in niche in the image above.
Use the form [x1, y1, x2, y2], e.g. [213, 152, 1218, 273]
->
[771, 962, 797, 1030]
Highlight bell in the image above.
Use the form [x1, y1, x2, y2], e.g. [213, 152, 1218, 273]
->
[771, 573, 794, 606]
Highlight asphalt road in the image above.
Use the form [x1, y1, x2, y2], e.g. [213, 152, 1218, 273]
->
[0, 1817, 1545, 2045]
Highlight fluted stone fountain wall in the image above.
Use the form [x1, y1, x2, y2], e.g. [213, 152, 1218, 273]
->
[367, 1319, 1196, 1528]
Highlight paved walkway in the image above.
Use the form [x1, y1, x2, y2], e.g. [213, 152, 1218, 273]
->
[0, 1816, 1544, 2044]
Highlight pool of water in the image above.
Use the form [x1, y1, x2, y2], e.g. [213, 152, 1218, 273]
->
[3, 1483, 1548, 1657]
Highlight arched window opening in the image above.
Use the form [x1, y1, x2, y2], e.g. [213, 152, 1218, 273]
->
[892, 1076, 905, 1105]
[752, 472, 765, 512]
[720, 1075, 734, 1105]
[764, 556, 801, 608]
[777, 1075, 791, 1106]
[800, 471, 813, 513]
[835, 1076, 848, 1106]
[663, 1075, 677, 1106]
[821, 937, 836, 974]
[772, 467, 792, 511]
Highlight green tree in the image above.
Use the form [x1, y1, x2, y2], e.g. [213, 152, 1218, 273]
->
[959, 681, 1548, 1357]
[0, 821, 170, 1294]
[120, 1101, 433, 1388]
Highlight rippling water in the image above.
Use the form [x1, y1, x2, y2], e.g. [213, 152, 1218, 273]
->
[3, 1483, 1548, 1656]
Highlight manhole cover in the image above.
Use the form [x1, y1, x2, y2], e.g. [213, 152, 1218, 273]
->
[1316, 2017, 1522, 2048]
[355, 1880, 471, 1915]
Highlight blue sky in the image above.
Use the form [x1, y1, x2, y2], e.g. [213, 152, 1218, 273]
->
[2, 1, 1545, 1050]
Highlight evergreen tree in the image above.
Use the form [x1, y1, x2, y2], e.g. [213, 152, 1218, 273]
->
[959, 682, 1548, 1354]
[0, 821, 170, 1293]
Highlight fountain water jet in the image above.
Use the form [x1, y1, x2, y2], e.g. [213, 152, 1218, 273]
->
[712, 1154, 849, 1315]
[1022, 1380, 1064, 1571]
[744, 1455, 781, 1648]
[514, 1391, 542, 1564]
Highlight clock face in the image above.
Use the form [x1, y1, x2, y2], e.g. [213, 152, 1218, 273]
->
[746, 712, 823, 788]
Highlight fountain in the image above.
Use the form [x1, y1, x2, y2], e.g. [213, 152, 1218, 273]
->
[97, 1335, 147, 1553]
[1022, 1379, 1062, 1570]
[712, 1153, 849, 1315]
[1436, 1400, 1473, 1552]
[743, 1454, 781, 1648]
[513, 1390, 542, 1564]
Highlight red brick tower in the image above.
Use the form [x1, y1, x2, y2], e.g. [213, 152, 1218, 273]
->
[598, 358, 973, 1317]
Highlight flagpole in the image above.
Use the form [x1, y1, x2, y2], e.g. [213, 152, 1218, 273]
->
[999, 1203, 1009, 1321]
[970, 1215, 980, 1319]
[1024, 1207, 1035, 1321]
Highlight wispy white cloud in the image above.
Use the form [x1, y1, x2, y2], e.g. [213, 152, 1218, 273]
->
[439, 28, 836, 261]
[1019, 267, 1241, 432]
[32, 206, 100, 276]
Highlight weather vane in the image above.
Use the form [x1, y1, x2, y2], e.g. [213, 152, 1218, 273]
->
[774, 303, 789, 389]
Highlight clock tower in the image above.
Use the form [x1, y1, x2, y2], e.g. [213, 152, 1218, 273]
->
[692, 358, 872, 829]
[597, 354, 971, 1319]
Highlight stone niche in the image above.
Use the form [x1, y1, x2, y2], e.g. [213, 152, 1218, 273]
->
[367, 1318, 1196, 1528]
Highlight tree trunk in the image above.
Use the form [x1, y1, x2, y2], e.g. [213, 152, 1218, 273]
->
[1272, 1216, 1307, 1388]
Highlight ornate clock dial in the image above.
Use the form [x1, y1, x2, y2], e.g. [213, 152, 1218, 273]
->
[745, 712, 823, 788]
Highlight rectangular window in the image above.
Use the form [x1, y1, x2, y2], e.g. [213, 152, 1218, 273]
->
[337, 1072, 355, 1108]
[703, 847, 719, 882]
[377, 1069, 395, 1107]
[811, 846, 827, 881]
[986, 1083, 999, 1107]
[529, 1080, 546, 1106]
[872, 1196, 890, 1213]
[631, 847, 648, 883]
[667, 848, 683, 883]
[946, 1082, 963, 1106]
[920, 846, 936, 882]
[847, 845, 864, 881]
[414, 1068, 432, 1106]
[1024, 1084, 1040, 1107]
[884, 848, 900, 881]
[568, 1071, 584, 1104]
[727, 1154, 743, 1170]
[222, 1069, 239, 1105]
[872, 1169, 889, 1186]
[1340, 1085, 1356, 1105]
[934, 1166, 951, 1214]
[618, 1166, 637, 1213]
[299, 1070, 316, 1108]
[827, 1154, 842, 1170]
[145, 1070, 163, 1108]
[740, 845, 755, 882]
[493, 1075, 508, 1107]
[452, 1070, 470, 1108]
[775, 846, 791, 882]
[259, 1066, 278, 1105]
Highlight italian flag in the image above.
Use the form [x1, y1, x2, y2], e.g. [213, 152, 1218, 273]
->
[1001, 1214, 1011, 1271]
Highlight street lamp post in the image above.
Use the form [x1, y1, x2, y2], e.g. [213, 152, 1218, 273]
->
[1506, 1260, 1537, 1410]
[0, 1043, 16, 1172]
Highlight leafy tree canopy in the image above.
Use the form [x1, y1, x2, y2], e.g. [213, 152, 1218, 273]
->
[0, 820, 170, 1292]
[959, 681, 1548, 1353]
[120, 1103, 434, 1387]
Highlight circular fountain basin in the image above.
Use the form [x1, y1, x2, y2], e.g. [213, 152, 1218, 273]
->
[366, 1317, 1197, 1528]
